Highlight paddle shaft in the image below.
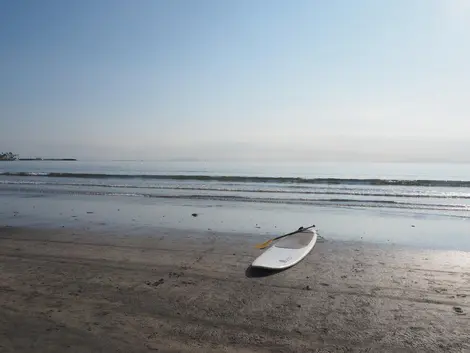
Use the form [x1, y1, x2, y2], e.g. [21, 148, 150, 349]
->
[271, 224, 315, 242]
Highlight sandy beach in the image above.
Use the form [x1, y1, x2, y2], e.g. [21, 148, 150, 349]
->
[0, 226, 469, 352]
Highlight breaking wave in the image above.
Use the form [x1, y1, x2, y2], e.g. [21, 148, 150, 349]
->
[2, 171, 470, 187]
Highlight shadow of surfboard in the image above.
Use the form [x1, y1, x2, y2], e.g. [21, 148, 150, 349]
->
[245, 265, 286, 278]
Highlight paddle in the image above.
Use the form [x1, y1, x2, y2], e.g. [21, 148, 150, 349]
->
[254, 225, 315, 249]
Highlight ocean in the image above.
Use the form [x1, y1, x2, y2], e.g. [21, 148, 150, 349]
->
[1, 160, 469, 250]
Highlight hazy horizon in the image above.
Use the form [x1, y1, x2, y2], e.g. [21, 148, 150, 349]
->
[4, 136, 470, 164]
[2, 0, 469, 163]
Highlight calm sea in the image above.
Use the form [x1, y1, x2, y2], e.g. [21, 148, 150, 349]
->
[1, 160, 469, 216]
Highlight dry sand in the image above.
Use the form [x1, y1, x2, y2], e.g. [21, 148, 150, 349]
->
[0, 226, 469, 352]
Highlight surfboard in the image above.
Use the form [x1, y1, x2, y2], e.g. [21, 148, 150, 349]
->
[251, 228, 317, 270]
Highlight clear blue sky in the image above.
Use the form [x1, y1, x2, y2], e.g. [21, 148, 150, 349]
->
[1, 0, 469, 161]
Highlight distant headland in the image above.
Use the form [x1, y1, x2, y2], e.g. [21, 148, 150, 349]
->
[0, 152, 76, 161]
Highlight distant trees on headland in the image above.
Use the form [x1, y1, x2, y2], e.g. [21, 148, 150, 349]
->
[0, 152, 18, 160]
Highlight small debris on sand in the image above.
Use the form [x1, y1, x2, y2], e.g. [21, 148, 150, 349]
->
[169, 272, 184, 278]
[192, 213, 198, 217]
[304, 285, 312, 291]
[453, 306, 464, 315]
[146, 278, 164, 287]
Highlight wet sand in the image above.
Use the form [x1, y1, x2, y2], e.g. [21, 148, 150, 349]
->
[0, 226, 469, 352]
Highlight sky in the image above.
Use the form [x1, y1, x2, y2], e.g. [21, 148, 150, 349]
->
[1, 0, 470, 162]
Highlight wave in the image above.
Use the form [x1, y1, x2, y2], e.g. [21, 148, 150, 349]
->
[2, 172, 470, 187]
[1, 179, 470, 199]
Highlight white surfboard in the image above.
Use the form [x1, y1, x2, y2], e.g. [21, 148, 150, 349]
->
[251, 228, 317, 270]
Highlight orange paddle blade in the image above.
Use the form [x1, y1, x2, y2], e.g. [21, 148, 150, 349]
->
[254, 239, 273, 249]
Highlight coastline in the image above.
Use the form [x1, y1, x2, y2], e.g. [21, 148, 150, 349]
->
[17, 158, 77, 161]
[0, 158, 77, 161]
[0, 225, 469, 352]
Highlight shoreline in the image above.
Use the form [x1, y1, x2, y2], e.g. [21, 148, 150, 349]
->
[2, 191, 470, 252]
[0, 225, 469, 352]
